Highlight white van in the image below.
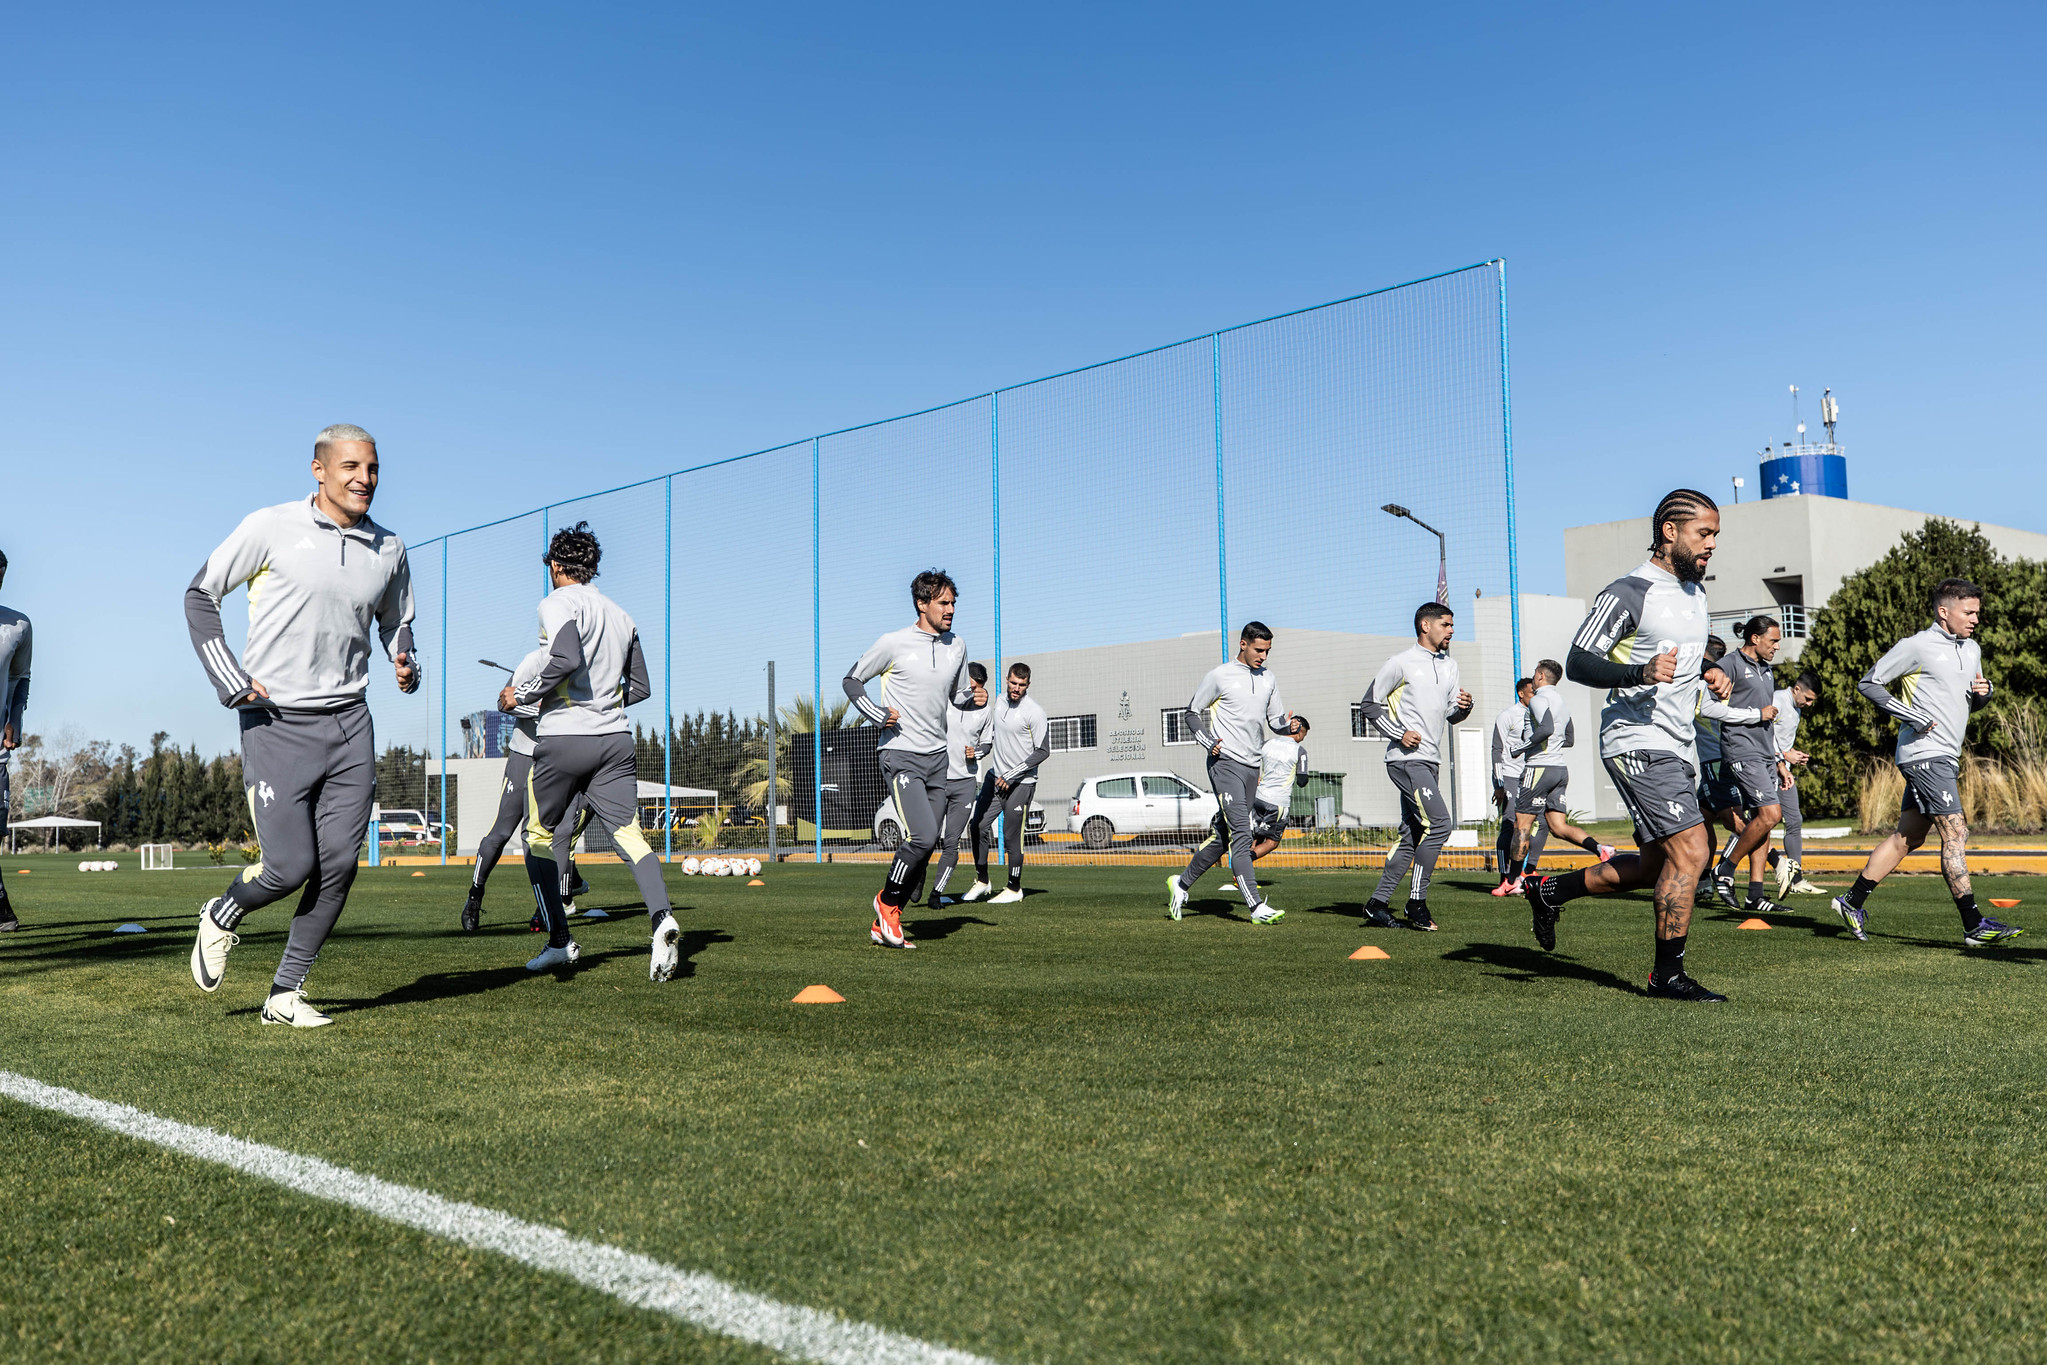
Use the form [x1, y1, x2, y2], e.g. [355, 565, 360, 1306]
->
[1067, 772, 1219, 850]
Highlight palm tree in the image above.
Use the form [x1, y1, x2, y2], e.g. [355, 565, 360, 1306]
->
[733, 695, 861, 810]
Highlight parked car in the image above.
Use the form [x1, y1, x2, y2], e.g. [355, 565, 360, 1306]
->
[1067, 772, 1218, 850]
[375, 808, 448, 844]
[873, 795, 1045, 850]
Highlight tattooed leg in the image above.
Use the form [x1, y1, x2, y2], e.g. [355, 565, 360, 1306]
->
[1935, 813, 1971, 900]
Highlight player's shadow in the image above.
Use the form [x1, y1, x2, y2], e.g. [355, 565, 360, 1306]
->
[311, 945, 652, 1014]
[1441, 941, 1640, 995]
[902, 914, 995, 942]
[1700, 906, 1852, 938]
[1873, 931, 2047, 963]
[670, 929, 731, 980]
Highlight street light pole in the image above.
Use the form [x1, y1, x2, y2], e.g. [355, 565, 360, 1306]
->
[1382, 504, 1447, 604]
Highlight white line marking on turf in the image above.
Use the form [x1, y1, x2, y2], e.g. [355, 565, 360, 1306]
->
[0, 1070, 998, 1365]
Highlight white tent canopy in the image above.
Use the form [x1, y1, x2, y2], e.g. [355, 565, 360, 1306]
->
[8, 815, 103, 851]
[636, 781, 718, 801]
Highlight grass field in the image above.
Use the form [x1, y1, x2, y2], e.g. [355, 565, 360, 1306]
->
[4, 852, 2047, 1362]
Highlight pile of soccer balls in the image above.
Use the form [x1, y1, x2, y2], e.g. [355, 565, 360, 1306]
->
[680, 856, 763, 878]
[76, 860, 119, 872]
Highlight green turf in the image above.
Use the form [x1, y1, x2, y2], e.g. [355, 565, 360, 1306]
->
[3, 853, 2046, 1362]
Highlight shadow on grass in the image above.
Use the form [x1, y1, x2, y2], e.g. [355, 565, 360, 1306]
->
[1872, 930, 2047, 963]
[902, 915, 996, 942]
[1441, 940, 1641, 995]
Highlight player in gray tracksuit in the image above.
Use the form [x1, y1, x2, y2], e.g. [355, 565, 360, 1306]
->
[460, 647, 590, 934]
[1703, 615, 1784, 913]
[1357, 603, 1473, 930]
[964, 663, 1050, 904]
[185, 425, 419, 1028]
[1833, 578, 2019, 946]
[844, 569, 982, 949]
[1769, 673, 1824, 896]
[1510, 662, 1613, 882]
[0, 549, 28, 931]
[1524, 489, 1737, 1002]
[914, 662, 990, 907]
[502, 522, 675, 979]
[1166, 621, 1293, 924]
[1488, 679, 1532, 892]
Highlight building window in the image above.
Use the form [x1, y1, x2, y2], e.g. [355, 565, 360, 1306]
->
[1046, 714, 1096, 752]
[1350, 702, 1368, 739]
[1162, 708, 1197, 746]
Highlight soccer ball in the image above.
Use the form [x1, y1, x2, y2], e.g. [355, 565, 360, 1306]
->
[714, 859, 732, 877]
[681, 857, 700, 876]
[78, 861, 90, 872]
[746, 858, 762, 876]
[103, 860, 118, 870]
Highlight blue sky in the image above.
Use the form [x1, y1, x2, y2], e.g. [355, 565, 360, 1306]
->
[4, 2, 2041, 754]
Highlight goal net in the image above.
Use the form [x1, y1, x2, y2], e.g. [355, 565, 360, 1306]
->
[141, 844, 175, 871]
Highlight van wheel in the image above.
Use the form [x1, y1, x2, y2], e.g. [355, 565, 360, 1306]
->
[1081, 817, 1114, 850]
[878, 819, 901, 851]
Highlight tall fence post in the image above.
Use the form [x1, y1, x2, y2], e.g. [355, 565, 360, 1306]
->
[991, 390, 1003, 866]
[439, 537, 448, 865]
[812, 436, 823, 865]
[1497, 258, 1522, 682]
[661, 475, 673, 860]
[1212, 332, 1228, 656]
[766, 661, 777, 864]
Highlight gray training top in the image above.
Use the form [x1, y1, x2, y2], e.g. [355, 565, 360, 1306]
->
[1860, 623, 1990, 764]
[185, 495, 417, 711]
[1491, 703, 1529, 782]
[1771, 688, 1800, 756]
[844, 625, 978, 755]
[943, 700, 992, 781]
[1357, 642, 1471, 764]
[1183, 659, 1290, 767]
[509, 583, 652, 739]
[1518, 684, 1574, 769]
[1572, 559, 1712, 760]
[1705, 646, 1778, 765]
[0, 605, 28, 744]
[982, 694, 1051, 783]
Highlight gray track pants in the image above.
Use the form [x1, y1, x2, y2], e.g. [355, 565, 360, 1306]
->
[919, 775, 978, 901]
[1780, 780, 1804, 863]
[879, 747, 948, 909]
[525, 731, 670, 942]
[971, 773, 1037, 889]
[1177, 754, 1262, 907]
[471, 747, 584, 897]
[212, 704, 375, 992]
[1374, 760, 1451, 904]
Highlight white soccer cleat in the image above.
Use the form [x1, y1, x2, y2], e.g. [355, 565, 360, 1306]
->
[960, 881, 992, 903]
[190, 899, 238, 994]
[562, 900, 580, 918]
[988, 887, 1024, 904]
[1250, 903, 1285, 925]
[526, 940, 582, 972]
[259, 989, 333, 1028]
[1775, 856, 1794, 898]
[1165, 875, 1189, 921]
[649, 913, 682, 981]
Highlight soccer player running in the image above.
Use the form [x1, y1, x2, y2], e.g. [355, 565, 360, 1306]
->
[1509, 659, 1615, 885]
[0, 549, 28, 932]
[186, 425, 419, 1027]
[1165, 622, 1293, 924]
[1702, 616, 1784, 915]
[1523, 488, 1737, 1003]
[1694, 635, 1748, 895]
[1771, 671, 1825, 896]
[1189, 715, 1311, 901]
[845, 569, 982, 949]
[1357, 603, 1473, 931]
[962, 663, 1050, 905]
[913, 661, 990, 908]
[1487, 677, 1533, 896]
[458, 647, 589, 933]
[499, 523, 677, 977]
[1832, 578, 2020, 946]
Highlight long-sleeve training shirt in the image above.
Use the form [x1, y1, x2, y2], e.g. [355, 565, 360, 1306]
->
[1770, 688, 1801, 757]
[1567, 559, 1712, 761]
[185, 495, 417, 712]
[1255, 736, 1309, 808]
[1491, 704, 1529, 782]
[943, 700, 993, 781]
[982, 694, 1051, 783]
[1705, 647, 1778, 765]
[1517, 685, 1574, 769]
[1860, 624, 1990, 764]
[1183, 659, 1290, 767]
[509, 583, 650, 739]
[505, 646, 549, 756]
[0, 606, 29, 743]
[1694, 689, 1762, 765]
[844, 625, 977, 755]
[1357, 643, 1470, 764]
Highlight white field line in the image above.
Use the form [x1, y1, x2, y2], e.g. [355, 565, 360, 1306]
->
[0, 1071, 999, 1365]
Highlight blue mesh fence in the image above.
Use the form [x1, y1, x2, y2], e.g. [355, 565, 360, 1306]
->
[395, 261, 1520, 877]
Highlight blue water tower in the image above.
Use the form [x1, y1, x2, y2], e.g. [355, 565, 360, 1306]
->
[1760, 386, 1847, 499]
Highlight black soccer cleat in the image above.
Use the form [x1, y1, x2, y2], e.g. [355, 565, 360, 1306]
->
[1645, 970, 1728, 1003]
[527, 906, 546, 933]
[564, 872, 591, 899]
[1744, 895, 1787, 917]
[1363, 900, 1400, 929]
[0, 909, 18, 933]
[460, 891, 483, 934]
[1399, 900, 1438, 932]
[1524, 876, 1560, 952]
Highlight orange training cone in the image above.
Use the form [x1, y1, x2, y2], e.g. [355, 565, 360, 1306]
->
[1349, 945, 1391, 960]
[1990, 898, 2021, 909]
[411, 871, 426, 877]
[1738, 917, 1771, 930]
[748, 878, 766, 886]
[791, 984, 844, 1003]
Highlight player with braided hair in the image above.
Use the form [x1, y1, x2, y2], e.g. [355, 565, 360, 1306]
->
[1524, 488, 1737, 1002]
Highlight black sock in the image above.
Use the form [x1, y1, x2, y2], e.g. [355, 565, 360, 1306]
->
[525, 852, 571, 947]
[1746, 884, 1766, 907]
[1845, 875, 1878, 910]
[210, 884, 252, 931]
[1956, 892, 1981, 931]
[1575, 836, 1602, 855]
[1767, 848, 1782, 868]
[1653, 934, 1687, 980]
[880, 849, 920, 909]
[1550, 870, 1590, 904]
[1007, 867, 1023, 892]
[1404, 897, 1428, 915]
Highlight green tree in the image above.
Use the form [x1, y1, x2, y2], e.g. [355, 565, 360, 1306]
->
[1791, 518, 2047, 814]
